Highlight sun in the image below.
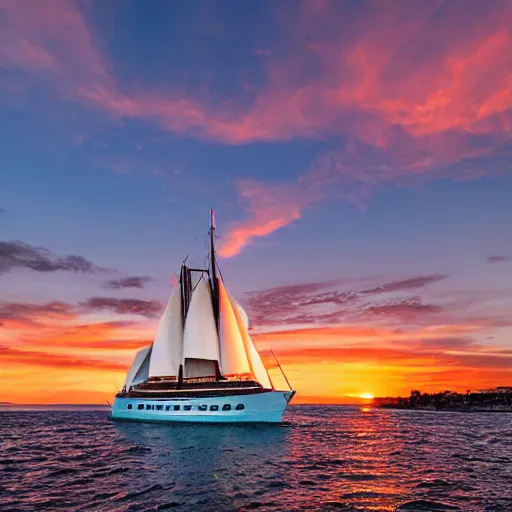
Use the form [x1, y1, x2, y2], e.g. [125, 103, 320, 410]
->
[359, 393, 374, 400]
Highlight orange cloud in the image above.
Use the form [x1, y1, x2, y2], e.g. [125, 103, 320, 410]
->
[1, 310, 510, 404]
[254, 324, 512, 402]
[253, 323, 487, 351]
[0, 345, 127, 370]
[0, 314, 153, 404]
[23, 321, 151, 350]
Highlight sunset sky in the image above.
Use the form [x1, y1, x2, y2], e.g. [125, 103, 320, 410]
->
[1, 0, 512, 404]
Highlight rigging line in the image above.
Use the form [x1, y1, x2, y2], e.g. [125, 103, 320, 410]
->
[270, 348, 293, 391]
[191, 270, 209, 292]
[192, 279, 201, 292]
[211, 226, 225, 282]
[260, 332, 293, 391]
[215, 259, 225, 283]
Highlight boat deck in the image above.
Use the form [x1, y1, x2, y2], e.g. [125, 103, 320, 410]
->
[118, 379, 269, 399]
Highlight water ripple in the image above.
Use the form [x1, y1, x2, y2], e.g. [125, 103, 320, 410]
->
[1, 406, 512, 511]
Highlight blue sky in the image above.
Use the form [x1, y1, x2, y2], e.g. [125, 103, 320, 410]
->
[1, 0, 511, 402]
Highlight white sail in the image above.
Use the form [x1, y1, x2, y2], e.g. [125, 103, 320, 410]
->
[218, 280, 252, 377]
[182, 278, 220, 378]
[229, 290, 273, 389]
[125, 346, 152, 388]
[231, 295, 249, 330]
[245, 337, 273, 389]
[148, 292, 183, 378]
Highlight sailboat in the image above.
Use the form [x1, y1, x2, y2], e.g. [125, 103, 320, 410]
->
[111, 210, 295, 423]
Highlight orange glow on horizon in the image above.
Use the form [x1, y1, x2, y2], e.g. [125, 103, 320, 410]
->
[1, 318, 511, 404]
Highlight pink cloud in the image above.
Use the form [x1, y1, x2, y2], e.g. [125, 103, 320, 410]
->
[1, 0, 512, 255]
[0, 0, 111, 86]
[218, 179, 307, 257]
[487, 255, 512, 264]
[3, 0, 510, 144]
[216, 2, 512, 254]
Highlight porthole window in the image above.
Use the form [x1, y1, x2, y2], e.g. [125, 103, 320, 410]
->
[165, 405, 170, 411]
[146, 404, 152, 410]
[235, 404, 245, 410]
[174, 405, 180, 411]
[198, 405, 207, 411]
[184, 405, 192, 411]
[156, 405, 163, 411]
[137, 404, 144, 410]
[210, 405, 219, 411]
[127, 404, 133, 410]
[222, 404, 231, 411]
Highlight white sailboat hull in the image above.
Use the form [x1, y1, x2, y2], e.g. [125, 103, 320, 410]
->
[111, 390, 294, 424]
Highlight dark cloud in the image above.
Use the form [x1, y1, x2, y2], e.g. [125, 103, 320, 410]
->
[0, 241, 112, 275]
[487, 255, 512, 264]
[103, 276, 152, 289]
[0, 301, 73, 317]
[363, 298, 443, 322]
[360, 274, 447, 294]
[245, 279, 358, 327]
[0, 296, 163, 326]
[414, 338, 474, 351]
[0, 301, 75, 327]
[81, 297, 162, 317]
[244, 274, 448, 327]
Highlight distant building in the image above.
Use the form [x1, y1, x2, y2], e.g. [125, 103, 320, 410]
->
[477, 386, 512, 394]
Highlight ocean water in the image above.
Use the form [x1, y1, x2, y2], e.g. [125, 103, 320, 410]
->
[1, 405, 512, 512]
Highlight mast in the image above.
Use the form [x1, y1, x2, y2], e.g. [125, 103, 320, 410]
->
[209, 209, 223, 380]
[179, 211, 223, 382]
[178, 260, 191, 386]
[209, 209, 220, 330]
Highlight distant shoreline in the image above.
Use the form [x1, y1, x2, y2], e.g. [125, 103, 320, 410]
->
[374, 388, 512, 413]
[378, 404, 512, 413]
[374, 404, 512, 414]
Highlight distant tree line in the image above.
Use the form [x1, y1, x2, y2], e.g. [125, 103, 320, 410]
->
[374, 388, 512, 412]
